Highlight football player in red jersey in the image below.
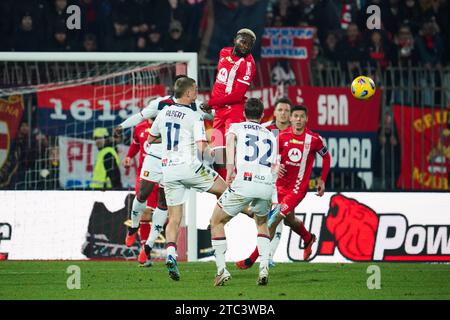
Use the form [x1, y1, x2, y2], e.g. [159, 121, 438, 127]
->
[236, 105, 331, 269]
[123, 119, 159, 266]
[261, 97, 292, 267]
[263, 97, 292, 134]
[206, 28, 257, 180]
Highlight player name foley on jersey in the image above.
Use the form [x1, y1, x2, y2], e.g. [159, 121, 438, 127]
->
[229, 122, 277, 199]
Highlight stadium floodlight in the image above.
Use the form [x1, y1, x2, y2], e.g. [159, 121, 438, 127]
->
[0, 52, 199, 261]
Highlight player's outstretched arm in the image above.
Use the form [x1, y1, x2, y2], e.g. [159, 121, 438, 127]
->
[118, 107, 157, 130]
[225, 132, 236, 185]
[317, 152, 331, 197]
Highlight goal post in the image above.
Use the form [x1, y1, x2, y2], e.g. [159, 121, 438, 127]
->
[0, 51, 199, 262]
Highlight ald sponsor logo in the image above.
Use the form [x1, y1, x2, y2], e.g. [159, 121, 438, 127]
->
[288, 194, 450, 262]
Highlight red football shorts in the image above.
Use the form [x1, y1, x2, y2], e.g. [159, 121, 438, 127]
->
[135, 169, 159, 209]
[211, 104, 245, 148]
[277, 187, 307, 217]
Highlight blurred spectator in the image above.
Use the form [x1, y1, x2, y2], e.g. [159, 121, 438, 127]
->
[322, 31, 340, 64]
[103, 15, 134, 52]
[147, 25, 164, 52]
[386, 0, 402, 35]
[48, 23, 75, 51]
[13, 122, 34, 189]
[11, 12, 41, 51]
[398, 0, 422, 33]
[162, 20, 187, 52]
[373, 111, 400, 190]
[12, 0, 48, 36]
[299, 0, 340, 42]
[415, 18, 444, 68]
[392, 25, 417, 104]
[153, 0, 187, 37]
[393, 24, 417, 66]
[336, 23, 366, 72]
[183, 0, 207, 51]
[82, 33, 98, 51]
[310, 43, 328, 84]
[365, 30, 395, 69]
[47, 0, 69, 33]
[76, 0, 111, 37]
[0, 1, 13, 50]
[36, 146, 60, 190]
[415, 18, 443, 105]
[271, 0, 299, 26]
[135, 34, 148, 52]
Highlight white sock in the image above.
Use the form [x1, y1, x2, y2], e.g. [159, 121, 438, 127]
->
[257, 235, 270, 271]
[212, 238, 227, 274]
[166, 244, 177, 259]
[269, 223, 283, 260]
[131, 197, 147, 228]
[146, 208, 168, 248]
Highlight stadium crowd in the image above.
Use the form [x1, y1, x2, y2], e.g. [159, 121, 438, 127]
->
[0, 0, 448, 67]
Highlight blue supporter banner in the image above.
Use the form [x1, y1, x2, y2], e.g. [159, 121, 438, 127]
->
[37, 85, 166, 137]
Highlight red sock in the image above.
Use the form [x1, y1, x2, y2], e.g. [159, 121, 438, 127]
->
[249, 247, 259, 263]
[139, 220, 151, 245]
[216, 167, 227, 181]
[294, 219, 311, 243]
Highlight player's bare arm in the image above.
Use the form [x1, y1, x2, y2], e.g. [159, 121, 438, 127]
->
[225, 132, 236, 185]
[316, 177, 325, 197]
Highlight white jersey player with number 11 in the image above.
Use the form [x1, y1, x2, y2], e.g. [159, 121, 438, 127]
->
[210, 98, 278, 287]
[147, 77, 227, 281]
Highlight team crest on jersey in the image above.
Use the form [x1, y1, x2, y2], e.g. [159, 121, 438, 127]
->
[243, 172, 253, 181]
[288, 148, 302, 162]
[143, 171, 149, 177]
[217, 68, 228, 83]
[162, 159, 168, 167]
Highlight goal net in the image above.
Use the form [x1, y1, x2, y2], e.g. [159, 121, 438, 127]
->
[0, 52, 199, 261]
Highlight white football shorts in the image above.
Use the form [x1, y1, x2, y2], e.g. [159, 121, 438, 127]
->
[140, 154, 163, 185]
[218, 187, 271, 217]
[164, 164, 219, 206]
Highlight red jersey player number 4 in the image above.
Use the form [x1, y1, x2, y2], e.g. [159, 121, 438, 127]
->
[208, 29, 257, 151]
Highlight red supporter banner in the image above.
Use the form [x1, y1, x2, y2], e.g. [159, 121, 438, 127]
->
[256, 27, 315, 87]
[37, 85, 166, 136]
[200, 85, 381, 132]
[0, 95, 25, 188]
[393, 105, 449, 190]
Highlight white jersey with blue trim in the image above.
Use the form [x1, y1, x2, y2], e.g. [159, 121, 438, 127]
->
[138, 95, 208, 158]
[149, 103, 207, 182]
[226, 121, 278, 199]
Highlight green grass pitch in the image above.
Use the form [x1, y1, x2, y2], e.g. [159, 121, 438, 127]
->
[1, 261, 449, 300]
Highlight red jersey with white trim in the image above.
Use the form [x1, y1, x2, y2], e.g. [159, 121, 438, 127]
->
[132, 120, 152, 168]
[277, 127, 328, 194]
[210, 47, 256, 108]
[262, 121, 289, 138]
